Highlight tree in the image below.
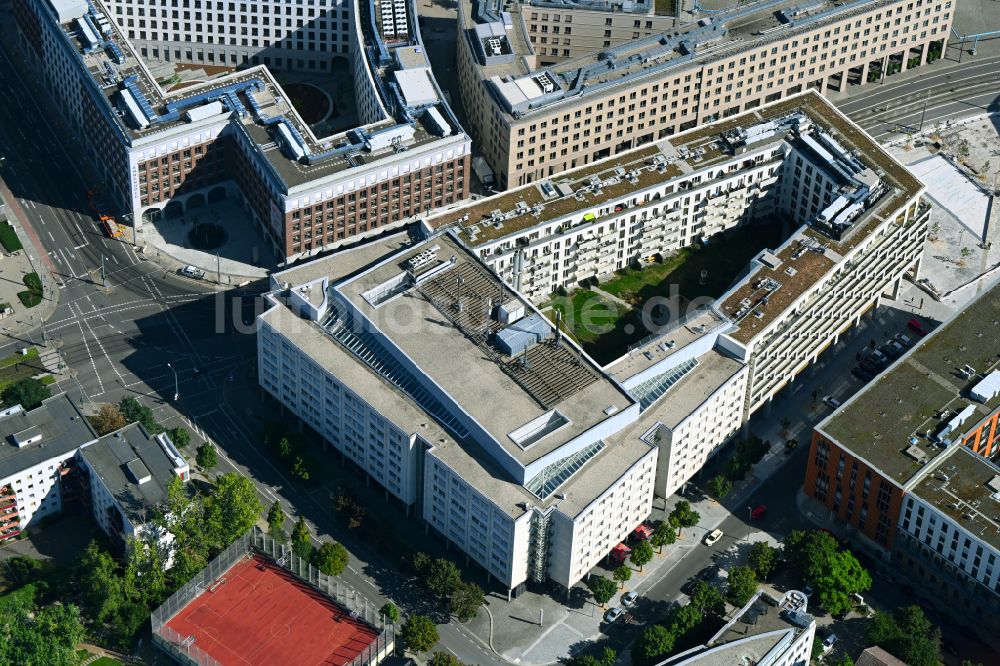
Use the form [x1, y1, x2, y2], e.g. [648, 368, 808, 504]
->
[266, 501, 286, 542]
[449, 581, 484, 622]
[196, 442, 218, 470]
[428, 652, 464, 666]
[379, 602, 400, 626]
[1, 378, 50, 410]
[813, 549, 871, 616]
[203, 473, 261, 548]
[667, 603, 702, 637]
[689, 580, 726, 619]
[0, 586, 85, 666]
[291, 455, 311, 481]
[633, 624, 675, 666]
[568, 647, 617, 666]
[650, 522, 676, 553]
[727, 566, 758, 606]
[630, 540, 654, 572]
[613, 565, 632, 589]
[118, 396, 161, 433]
[707, 474, 732, 499]
[401, 614, 439, 653]
[75, 541, 123, 625]
[291, 517, 313, 560]
[828, 656, 855, 666]
[90, 404, 127, 435]
[169, 426, 192, 448]
[412, 551, 432, 575]
[587, 575, 618, 607]
[314, 542, 349, 576]
[669, 500, 700, 537]
[865, 605, 941, 666]
[748, 541, 778, 581]
[783, 530, 838, 582]
[426, 558, 462, 597]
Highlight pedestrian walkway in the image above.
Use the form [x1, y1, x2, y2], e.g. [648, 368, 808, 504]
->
[591, 285, 632, 310]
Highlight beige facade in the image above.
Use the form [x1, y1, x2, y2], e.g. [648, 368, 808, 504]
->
[458, 0, 953, 190]
[524, 5, 680, 63]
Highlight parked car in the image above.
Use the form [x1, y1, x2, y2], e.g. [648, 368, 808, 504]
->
[604, 607, 624, 623]
[861, 355, 886, 371]
[822, 633, 839, 652]
[179, 265, 205, 279]
[680, 579, 698, 596]
[888, 339, 906, 356]
[880, 343, 902, 360]
[908, 318, 927, 335]
[751, 504, 767, 519]
[822, 395, 841, 409]
[869, 349, 888, 363]
[895, 333, 912, 347]
[622, 591, 639, 607]
[704, 529, 723, 546]
[852, 366, 875, 382]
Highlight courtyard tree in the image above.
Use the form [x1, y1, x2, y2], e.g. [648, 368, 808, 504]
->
[401, 614, 439, 654]
[669, 500, 700, 537]
[428, 652, 464, 666]
[168, 426, 192, 448]
[630, 540, 654, 572]
[587, 575, 618, 607]
[865, 605, 940, 666]
[613, 565, 632, 589]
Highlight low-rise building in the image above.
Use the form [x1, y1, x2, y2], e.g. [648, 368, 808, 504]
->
[658, 589, 816, 666]
[79, 423, 191, 559]
[0, 395, 97, 541]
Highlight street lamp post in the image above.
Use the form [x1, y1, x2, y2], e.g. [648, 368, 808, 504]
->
[747, 506, 753, 542]
[167, 363, 179, 401]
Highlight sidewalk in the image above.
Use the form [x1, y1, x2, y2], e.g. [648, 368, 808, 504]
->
[0, 184, 60, 346]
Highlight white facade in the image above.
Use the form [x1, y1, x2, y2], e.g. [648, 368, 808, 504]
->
[899, 493, 1000, 594]
[0, 453, 72, 530]
[258, 321, 420, 505]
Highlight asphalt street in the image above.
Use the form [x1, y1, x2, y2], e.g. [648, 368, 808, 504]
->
[836, 55, 1000, 141]
[0, 13, 997, 663]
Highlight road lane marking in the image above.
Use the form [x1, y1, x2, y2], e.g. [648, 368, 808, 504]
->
[47, 231, 54, 242]
[73, 243, 86, 249]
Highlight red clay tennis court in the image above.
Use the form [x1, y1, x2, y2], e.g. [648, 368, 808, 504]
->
[164, 555, 379, 665]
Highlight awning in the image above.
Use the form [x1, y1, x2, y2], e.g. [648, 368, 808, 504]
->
[610, 543, 631, 562]
[633, 523, 654, 540]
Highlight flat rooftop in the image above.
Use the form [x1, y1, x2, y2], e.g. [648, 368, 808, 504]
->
[54, 0, 462, 190]
[0, 394, 94, 481]
[820, 277, 1000, 487]
[468, 0, 898, 118]
[913, 445, 1000, 552]
[607, 309, 732, 381]
[79, 423, 186, 526]
[335, 232, 635, 466]
[663, 590, 814, 665]
[639, 350, 745, 429]
[163, 555, 380, 666]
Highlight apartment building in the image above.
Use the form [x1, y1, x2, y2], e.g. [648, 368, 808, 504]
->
[521, 0, 682, 64]
[660, 590, 816, 666]
[428, 90, 927, 417]
[0, 395, 97, 541]
[79, 423, 190, 560]
[458, 0, 952, 189]
[257, 230, 659, 595]
[805, 279, 1000, 646]
[0, 393, 190, 552]
[15, 0, 470, 262]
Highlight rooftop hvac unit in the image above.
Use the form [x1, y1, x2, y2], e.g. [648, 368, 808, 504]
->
[534, 73, 555, 94]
